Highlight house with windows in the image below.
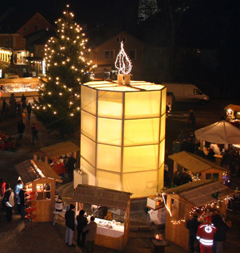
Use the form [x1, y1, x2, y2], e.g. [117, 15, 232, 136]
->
[89, 31, 146, 80]
[0, 9, 53, 76]
[164, 180, 234, 251]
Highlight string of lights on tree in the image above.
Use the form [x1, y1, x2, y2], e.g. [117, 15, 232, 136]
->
[33, 5, 96, 136]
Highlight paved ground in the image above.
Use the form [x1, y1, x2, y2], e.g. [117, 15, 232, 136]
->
[0, 98, 240, 252]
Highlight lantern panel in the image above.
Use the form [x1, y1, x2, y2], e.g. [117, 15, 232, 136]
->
[159, 139, 165, 167]
[97, 144, 121, 172]
[81, 111, 96, 141]
[125, 91, 160, 119]
[81, 134, 96, 167]
[81, 86, 96, 114]
[124, 118, 159, 146]
[158, 163, 164, 191]
[161, 88, 167, 115]
[98, 118, 122, 145]
[123, 145, 158, 172]
[80, 158, 96, 186]
[122, 170, 158, 198]
[98, 91, 123, 119]
[97, 171, 121, 191]
[160, 114, 166, 141]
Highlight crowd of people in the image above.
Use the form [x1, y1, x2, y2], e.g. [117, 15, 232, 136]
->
[187, 209, 229, 253]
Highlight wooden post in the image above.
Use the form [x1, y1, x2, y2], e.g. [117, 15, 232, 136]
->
[117, 74, 123, 84]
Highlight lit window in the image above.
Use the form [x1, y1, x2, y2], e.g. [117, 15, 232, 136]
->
[36, 183, 51, 200]
[104, 50, 114, 60]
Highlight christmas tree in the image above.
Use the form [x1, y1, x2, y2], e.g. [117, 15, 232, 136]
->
[33, 5, 95, 137]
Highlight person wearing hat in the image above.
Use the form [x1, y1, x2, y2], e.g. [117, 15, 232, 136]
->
[65, 204, 76, 247]
[186, 213, 201, 252]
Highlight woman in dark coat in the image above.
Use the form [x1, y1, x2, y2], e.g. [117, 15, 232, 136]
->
[76, 209, 88, 247]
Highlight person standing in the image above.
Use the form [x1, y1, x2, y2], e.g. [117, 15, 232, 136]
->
[21, 94, 26, 105]
[0, 178, 6, 210]
[188, 110, 196, 127]
[197, 216, 217, 253]
[4, 183, 15, 222]
[31, 123, 39, 145]
[186, 213, 200, 252]
[22, 108, 27, 124]
[1, 99, 6, 115]
[83, 216, 97, 253]
[27, 103, 32, 120]
[76, 209, 88, 247]
[212, 210, 229, 253]
[15, 179, 23, 213]
[65, 204, 76, 247]
[19, 185, 27, 219]
[65, 154, 77, 181]
[17, 120, 25, 140]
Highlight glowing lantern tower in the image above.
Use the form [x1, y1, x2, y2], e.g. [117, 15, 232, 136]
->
[80, 42, 167, 198]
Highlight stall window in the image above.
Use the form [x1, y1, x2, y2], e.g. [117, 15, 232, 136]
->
[179, 202, 186, 220]
[171, 198, 179, 219]
[206, 173, 212, 180]
[213, 173, 219, 180]
[36, 183, 51, 200]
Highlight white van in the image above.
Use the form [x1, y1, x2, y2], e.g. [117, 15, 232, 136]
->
[162, 83, 209, 103]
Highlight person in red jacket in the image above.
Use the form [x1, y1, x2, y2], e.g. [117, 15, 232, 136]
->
[197, 216, 217, 253]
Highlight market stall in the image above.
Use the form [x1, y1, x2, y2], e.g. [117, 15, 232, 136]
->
[168, 151, 228, 183]
[15, 159, 62, 222]
[0, 77, 41, 97]
[224, 104, 240, 126]
[73, 184, 132, 251]
[164, 180, 235, 251]
[147, 194, 166, 225]
[33, 141, 80, 175]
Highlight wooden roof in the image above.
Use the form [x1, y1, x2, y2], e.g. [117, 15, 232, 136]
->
[15, 160, 62, 185]
[168, 151, 225, 173]
[224, 104, 240, 112]
[36, 141, 79, 158]
[73, 184, 132, 210]
[164, 180, 235, 207]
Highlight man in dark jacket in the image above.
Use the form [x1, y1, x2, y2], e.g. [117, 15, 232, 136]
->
[83, 216, 97, 253]
[17, 120, 25, 140]
[212, 210, 229, 253]
[65, 204, 76, 247]
[76, 209, 88, 247]
[65, 154, 77, 181]
[186, 213, 201, 252]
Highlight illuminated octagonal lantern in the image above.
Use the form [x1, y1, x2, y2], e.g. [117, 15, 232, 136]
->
[80, 80, 167, 198]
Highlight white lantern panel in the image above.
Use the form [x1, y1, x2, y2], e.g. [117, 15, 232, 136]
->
[81, 86, 96, 114]
[125, 91, 160, 119]
[98, 118, 122, 145]
[97, 144, 121, 172]
[123, 145, 158, 173]
[81, 111, 96, 141]
[122, 170, 158, 198]
[98, 91, 123, 119]
[124, 118, 159, 146]
[159, 139, 165, 168]
[158, 164, 164, 191]
[97, 171, 121, 191]
[80, 158, 96, 186]
[160, 114, 166, 141]
[81, 134, 96, 167]
[161, 88, 167, 115]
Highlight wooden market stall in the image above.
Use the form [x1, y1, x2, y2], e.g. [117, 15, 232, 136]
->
[164, 180, 235, 251]
[15, 159, 62, 222]
[168, 151, 228, 182]
[73, 184, 132, 251]
[33, 141, 80, 175]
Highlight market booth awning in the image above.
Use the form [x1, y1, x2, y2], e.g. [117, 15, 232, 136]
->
[224, 104, 240, 112]
[164, 180, 234, 207]
[36, 141, 79, 159]
[15, 159, 62, 184]
[73, 184, 132, 210]
[195, 120, 240, 144]
[168, 151, 225, 174]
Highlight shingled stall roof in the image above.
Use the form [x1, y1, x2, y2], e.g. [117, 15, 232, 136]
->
[36, 141, 79, 158]
[15, 160, 62, 185]
[168, 151, 225, 174]
[164, 180, 235, 207]
[73, 185, 132, 210]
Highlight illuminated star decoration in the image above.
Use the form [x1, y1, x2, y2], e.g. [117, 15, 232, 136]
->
[115, 41, 132, 75]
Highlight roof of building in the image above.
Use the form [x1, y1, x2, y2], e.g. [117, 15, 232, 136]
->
[168, 151, 225, 173]
[164, 180, 235, 207]
[73, 184, 132, 210]
[15, 159, 62, 184]
[36, 141, 79, 159]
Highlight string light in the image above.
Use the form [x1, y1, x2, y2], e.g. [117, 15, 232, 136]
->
[115, 41, 132, 75]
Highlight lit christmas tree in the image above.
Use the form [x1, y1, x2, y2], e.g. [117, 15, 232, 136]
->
[33, 5, 95, 137]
